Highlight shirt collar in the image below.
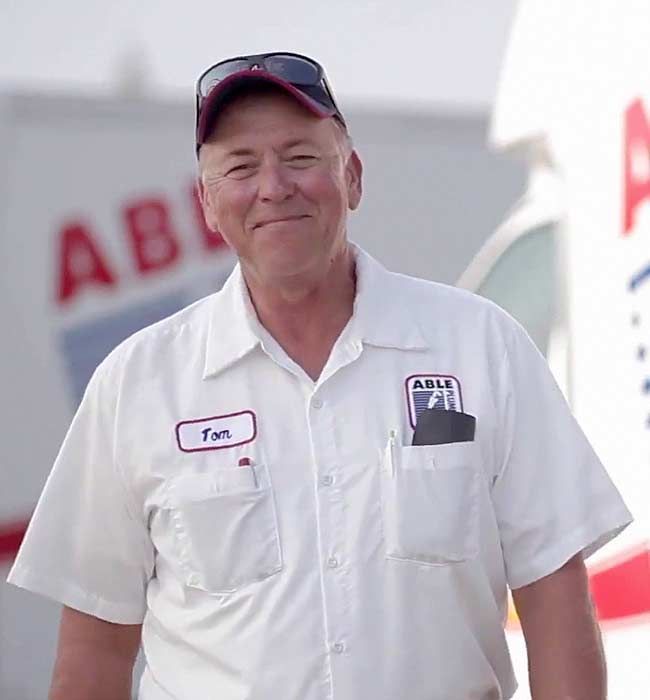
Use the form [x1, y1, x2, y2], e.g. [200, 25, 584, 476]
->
[350, 245, 429, 351]
[203, 244, 430, 379]
[203, 263, 261, 378]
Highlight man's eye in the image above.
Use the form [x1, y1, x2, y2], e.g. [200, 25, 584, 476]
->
[289, 155, 318, 165]
[227, 164, 253, 175]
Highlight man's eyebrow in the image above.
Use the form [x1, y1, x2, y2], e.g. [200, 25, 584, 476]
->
[282, 138, 317, 149]
[224, 147, 256, 158]
[223, 139, 318, 158]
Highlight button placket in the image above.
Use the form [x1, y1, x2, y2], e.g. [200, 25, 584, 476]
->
[307, 390, 351, 681]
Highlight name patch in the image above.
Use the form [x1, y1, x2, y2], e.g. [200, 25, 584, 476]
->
[176, 410, 257, 452]
[405, 374, 464, 428]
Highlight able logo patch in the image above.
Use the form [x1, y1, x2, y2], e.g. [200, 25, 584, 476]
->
[405, 374, 463, 428]
[176, 410, 257, 452]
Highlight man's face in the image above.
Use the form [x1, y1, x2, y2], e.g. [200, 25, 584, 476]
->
[198, 90, 362, 285]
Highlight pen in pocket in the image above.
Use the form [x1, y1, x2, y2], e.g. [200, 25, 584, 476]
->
[386, 430, 397, 477]
[238, 456, 259, 488]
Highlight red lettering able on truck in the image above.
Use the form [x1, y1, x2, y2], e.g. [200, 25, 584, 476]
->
[57, 221, 117, 303]
[623, 98, 650, 236]
[54, 181, 230, 305]
[123, 197, 181, 274]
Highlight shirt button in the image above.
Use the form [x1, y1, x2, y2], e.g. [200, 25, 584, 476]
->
[327, 556, 339, 569]
[332, 642, 345, 654]
[321, 474, 334, 486]
[312, 397, 324, 409]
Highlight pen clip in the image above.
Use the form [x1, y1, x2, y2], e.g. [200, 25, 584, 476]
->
[387, 430, 397, 477]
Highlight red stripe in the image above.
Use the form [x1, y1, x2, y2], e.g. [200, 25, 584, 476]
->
[590, 548, 650, 620]
[0, 520, 29, 562]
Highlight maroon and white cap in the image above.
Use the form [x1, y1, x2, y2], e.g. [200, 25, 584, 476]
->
[196, 70, 341, 147]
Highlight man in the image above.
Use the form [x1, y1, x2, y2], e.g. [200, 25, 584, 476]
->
[8, 52, 633, 700]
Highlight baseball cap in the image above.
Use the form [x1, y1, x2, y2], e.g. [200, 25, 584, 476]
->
[195, 52, 346, 153]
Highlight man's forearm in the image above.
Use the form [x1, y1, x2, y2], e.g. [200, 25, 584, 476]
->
[49, 646, 134, 700]
[512, 553, 607, 700]
[49, 607, 141, 700]
[524, 601, 606, 699]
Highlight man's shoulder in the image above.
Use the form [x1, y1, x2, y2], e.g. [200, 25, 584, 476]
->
[381, 267, 527, 355]
[94, 292, 216, 380]
[387, 268, 511, 324]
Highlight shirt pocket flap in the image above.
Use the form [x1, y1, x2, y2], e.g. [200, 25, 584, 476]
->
[166, 465, 269, 506]
[395, 441, 478, 472]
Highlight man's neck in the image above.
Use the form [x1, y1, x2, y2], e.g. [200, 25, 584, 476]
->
[242, 247, 357, 380]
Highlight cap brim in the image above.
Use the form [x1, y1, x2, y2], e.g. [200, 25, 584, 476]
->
[197, 70, 337, 145]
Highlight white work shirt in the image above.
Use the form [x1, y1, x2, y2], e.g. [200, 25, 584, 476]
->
[9, 246, 632, 700]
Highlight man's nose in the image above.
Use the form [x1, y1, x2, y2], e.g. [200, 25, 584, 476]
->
[257, 162, 295, 202]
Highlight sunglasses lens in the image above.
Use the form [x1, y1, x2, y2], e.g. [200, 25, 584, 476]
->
[198, 60, 251, 97]
[198, 54, 323, 99]
[264, 55, 320, 85]
[195, 53, 341, 149]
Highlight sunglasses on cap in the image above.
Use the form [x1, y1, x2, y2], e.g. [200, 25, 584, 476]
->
[195, 52, 346, 151]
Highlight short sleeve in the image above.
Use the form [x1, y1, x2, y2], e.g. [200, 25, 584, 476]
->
[6, 359, 154, 623]
[491, 318, 633, 590]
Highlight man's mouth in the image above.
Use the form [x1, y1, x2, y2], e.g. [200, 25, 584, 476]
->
[254, 215, 310, 229]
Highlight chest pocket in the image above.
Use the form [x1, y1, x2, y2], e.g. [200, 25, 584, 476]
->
[380, 441, 479, 565]
[164, 463, 282, 594]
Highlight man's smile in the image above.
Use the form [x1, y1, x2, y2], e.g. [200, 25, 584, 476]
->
[254, 214, 311, 229]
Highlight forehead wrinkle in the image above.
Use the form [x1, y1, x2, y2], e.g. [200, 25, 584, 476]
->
[221, 137, 323, 158]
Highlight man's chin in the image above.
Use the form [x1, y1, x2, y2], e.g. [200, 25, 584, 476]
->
[257, 250, 329, 285]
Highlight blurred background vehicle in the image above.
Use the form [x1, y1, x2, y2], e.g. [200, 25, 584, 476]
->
[459, 0, 650, 693]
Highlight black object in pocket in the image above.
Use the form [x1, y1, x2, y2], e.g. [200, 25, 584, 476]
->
[412, 409, 476, 446]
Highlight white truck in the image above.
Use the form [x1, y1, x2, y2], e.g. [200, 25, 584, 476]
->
[0, 89, 523, 699]
[459, 1, 650, 696]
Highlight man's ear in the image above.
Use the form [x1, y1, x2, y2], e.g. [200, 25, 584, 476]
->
[197, 176, 220, 233]
[346, 150, 363, 211]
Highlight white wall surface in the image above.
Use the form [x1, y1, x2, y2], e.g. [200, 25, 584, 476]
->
[0, 0, 518, 110]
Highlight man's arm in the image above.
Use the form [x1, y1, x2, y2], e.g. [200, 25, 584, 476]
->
[512, 552, 606, 700]
[49, 606, 142, 700]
